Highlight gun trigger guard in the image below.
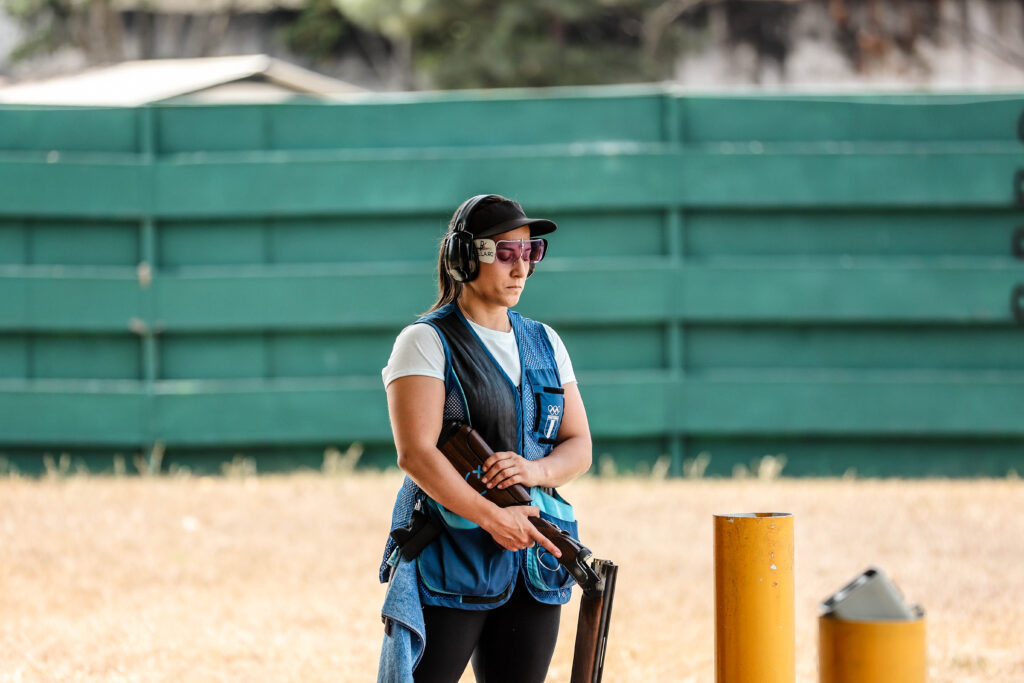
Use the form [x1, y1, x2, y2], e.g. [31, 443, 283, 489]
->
[537, 548, 561, 572]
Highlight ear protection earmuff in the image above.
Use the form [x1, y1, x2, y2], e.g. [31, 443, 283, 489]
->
[444, 194, 494, 283]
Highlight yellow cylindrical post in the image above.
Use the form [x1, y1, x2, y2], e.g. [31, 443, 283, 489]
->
[819, 614, 926, 683]
[714, 512, 794, 683]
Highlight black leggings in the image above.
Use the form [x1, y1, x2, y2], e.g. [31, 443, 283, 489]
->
[414, 581, 561, 683]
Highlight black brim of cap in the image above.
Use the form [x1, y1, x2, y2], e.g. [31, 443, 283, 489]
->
[474, 217, 557, 239]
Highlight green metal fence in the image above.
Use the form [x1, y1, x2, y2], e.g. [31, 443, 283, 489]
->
[1, 87, 1023, 476]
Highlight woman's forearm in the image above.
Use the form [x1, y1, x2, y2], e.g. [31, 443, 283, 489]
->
[398, 444, 500, 526]
[533, 434, 592, 488]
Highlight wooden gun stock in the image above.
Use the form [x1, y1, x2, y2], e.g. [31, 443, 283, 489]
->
[437, 421, 533, 505]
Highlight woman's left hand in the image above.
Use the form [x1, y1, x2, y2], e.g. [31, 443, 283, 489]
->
[481, 451, 541, 490]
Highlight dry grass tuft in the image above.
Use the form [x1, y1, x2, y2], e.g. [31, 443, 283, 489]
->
[0, 473, 1021, 682]
[321, 443, 364, 477]
[683, 452, 711, 479]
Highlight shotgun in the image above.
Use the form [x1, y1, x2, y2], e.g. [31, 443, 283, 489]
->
[436, 422, 618, 682]
[436, 422, 605, 597]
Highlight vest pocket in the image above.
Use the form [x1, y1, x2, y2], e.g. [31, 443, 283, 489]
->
[416, 504, 516, 602]
[524, 488, 579, 593]
[533, 386, 565, 444]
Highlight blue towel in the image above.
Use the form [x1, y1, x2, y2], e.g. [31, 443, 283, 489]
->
[377, 553, 425, 682]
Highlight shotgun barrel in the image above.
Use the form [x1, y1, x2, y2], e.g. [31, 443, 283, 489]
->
[570, 559, 618, 683]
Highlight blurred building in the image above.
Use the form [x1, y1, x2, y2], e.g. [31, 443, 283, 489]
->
[0, 0, 396, 90]
[0, 54, 363, 106]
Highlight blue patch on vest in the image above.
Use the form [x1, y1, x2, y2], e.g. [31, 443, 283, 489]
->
[533, 386, 565, 444]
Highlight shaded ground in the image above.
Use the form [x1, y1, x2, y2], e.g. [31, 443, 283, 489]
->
[1, 473, 1021, 681]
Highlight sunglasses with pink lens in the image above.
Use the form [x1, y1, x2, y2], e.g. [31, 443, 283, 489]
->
[473, 238, 548, 265]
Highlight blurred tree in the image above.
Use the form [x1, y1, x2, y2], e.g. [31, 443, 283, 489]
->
[279, 0, 354, 64]
[330, 0, 691, 88]
[4, 0, 124, 63]
[6, 0, 992, 89]
[279, 0, 397, 83]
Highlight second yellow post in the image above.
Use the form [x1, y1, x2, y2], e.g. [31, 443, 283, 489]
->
[714, 512, 795, 683]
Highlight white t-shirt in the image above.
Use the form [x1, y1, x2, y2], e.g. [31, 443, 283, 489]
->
[382, 318, 576, 389]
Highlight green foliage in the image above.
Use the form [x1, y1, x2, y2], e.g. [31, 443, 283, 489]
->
[3, 0, 124, 65]
[3, 0, 80, 63]
[332, 0, 688, 88]
[278, 0, 355, 64]
[4, 0, 690, 88]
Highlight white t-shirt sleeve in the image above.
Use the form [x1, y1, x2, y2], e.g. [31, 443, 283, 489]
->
[542, 323, 577, 386]
[382, 323, 445, 387]
[382, 320, 577, 388]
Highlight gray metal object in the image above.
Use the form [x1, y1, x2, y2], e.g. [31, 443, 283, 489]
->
[822, 567, 919, 621]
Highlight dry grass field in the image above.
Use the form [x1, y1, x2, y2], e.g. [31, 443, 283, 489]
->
[1, 470, 1021, 682]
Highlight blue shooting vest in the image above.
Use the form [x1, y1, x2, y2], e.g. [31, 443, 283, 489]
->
[379, 302, 579, 609]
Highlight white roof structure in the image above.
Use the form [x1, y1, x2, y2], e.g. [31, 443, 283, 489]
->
[0, 55, 364, 106]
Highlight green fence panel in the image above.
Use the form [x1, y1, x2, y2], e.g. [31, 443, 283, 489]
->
[680, 95, 1024, 143]
[156, 93, 667, 152]
[1, 88, 1022, 475]
[0, 106, 140, 152]
[0, 381, 148, 444]
[0, 272, 144, 331]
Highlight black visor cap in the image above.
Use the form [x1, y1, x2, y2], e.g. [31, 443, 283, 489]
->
[467, 198, 557, 239]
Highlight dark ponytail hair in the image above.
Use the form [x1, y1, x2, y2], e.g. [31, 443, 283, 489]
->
[425, 232, 462, 314]
[424, 201, 472, 314]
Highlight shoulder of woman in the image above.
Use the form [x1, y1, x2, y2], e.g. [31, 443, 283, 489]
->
[384, 323, 446, 387]
[540, 323, 565, 350]
[393, 322, 443, 354]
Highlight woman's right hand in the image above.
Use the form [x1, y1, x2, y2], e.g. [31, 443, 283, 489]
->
[482, 505, 562, 558]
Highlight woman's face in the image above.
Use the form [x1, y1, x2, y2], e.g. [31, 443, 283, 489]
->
[464, 225, 532, 309]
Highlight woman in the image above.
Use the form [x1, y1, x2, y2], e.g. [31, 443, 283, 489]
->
[377, 194, 593, 683]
